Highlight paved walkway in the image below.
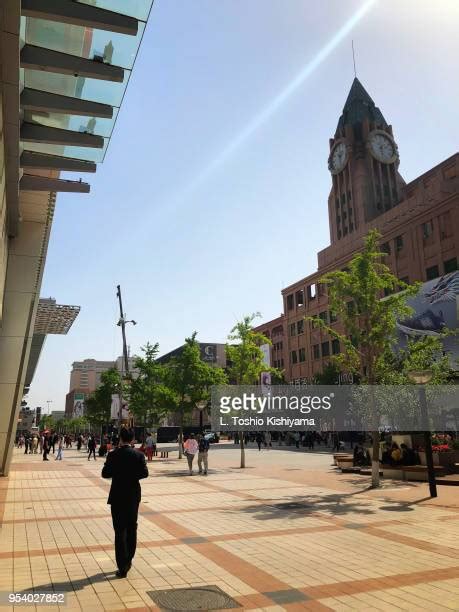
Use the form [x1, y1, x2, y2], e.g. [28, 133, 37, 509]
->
[0, 446, 458, 611]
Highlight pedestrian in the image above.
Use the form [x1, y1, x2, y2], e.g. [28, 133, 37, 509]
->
[24, 435, 30, 454]
[183, 434, 198, 475]
[55, 436, 63, 461]
[42, 435, 50, 461]
[31, 435, 38, 454]
[264, 431, 272, 449]
[102, 428, 148, 578]
[145, 432, 154, 462]
[87, 436, 97, 460]
[255, 432, 263, 451]
[77, 434, 82, 451]
[197, 434, 209, 475]
[39, 434, 44, 454]
[51, 433, 58, 454]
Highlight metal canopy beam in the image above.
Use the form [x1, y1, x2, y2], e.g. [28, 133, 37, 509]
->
[21, 0, 138, 36]
[20, 174, 90, 193]
[21, 44, 124, 82]
[21, 122, 104, 148]
[21, 88, 113, 118]
[21, 151, 97, 173]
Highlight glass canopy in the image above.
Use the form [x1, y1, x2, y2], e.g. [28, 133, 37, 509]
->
[20, 0, 153, 166]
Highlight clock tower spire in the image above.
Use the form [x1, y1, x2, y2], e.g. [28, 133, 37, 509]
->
[327, 78, 405, 243]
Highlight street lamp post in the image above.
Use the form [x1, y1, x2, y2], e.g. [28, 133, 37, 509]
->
[408, 370, 437, 498]
[196, 400, 207, 433]
[116, 285, 137, 431]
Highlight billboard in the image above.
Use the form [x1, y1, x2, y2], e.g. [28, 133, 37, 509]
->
[200, 344, 217, 363]
[73, 393, 85, 417]
[110, 394, 130, 420]
[396, 271, 459, 369]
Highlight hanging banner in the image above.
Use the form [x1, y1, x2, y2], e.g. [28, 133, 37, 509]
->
[260, 344, 271, 367]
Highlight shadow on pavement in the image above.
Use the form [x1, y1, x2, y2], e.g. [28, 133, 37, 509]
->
[16, 571, 117, 595]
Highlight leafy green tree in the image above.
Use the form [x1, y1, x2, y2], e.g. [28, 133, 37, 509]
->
[85, 368, 122, 429]
[164, 333, 227, 458]
[313, 362, 341, 385]
[226, 313, 274, 468]
[40, 415, 55, 431]
[128, 343, 168, 429]
[310, 230, 419, 487]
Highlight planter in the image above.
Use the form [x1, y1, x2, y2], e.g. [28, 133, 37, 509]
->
[419, 450, 456, 467]
[336, 457, 354, 469]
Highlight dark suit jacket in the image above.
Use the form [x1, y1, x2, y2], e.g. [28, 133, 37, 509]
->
[102, 445, 148, 506]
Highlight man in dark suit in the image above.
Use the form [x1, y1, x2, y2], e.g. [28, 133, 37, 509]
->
[102, 428, 148, 577]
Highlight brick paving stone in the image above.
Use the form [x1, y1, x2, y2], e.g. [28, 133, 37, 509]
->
[1, 446, 458, 611]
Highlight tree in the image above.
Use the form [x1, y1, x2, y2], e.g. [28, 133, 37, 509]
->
[164, 333, 227, 458]
[85, 368, 122, 430]
[313, 362, 341, 385]
[226, 313, 274, 468]
[128, 343, 167, 430]
[310, 230, 419, 487]
[40, 414, 55, 431]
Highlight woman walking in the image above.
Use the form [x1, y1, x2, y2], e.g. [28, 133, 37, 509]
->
[183, 434, 198, 475]
[55, 436, 63, 461]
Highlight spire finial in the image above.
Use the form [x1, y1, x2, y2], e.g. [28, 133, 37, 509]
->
[352, 40, 357, 78]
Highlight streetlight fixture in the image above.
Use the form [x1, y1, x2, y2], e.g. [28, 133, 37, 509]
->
[407, 369, 437, 498]
[196, 400, 207, 433]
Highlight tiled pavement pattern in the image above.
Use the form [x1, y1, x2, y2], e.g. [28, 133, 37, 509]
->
[0, 447, 457, 611]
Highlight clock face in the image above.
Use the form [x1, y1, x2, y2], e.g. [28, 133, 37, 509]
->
[369, 131, 397, 163]
[329, 142, 347, 174]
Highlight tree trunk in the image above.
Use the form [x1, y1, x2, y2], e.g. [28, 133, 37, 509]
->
[178, 409, 183, 459]
[369, 384, 380, 488]
[240, 435, 245, 468]
[371, 432, 380, 487]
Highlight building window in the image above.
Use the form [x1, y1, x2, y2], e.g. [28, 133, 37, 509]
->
[307, 284, 316, 300]
[313, 344, 320, 360]
[332, 339, 340, 355]
[444, 258, 458, 274]
[395, 235, 404, 252]
[291, 350, 298, 364]
[319, 311, 328, 324]
[280, 358, 284, 367]
[426, 265, 439, 281]
[290, 323, 296, 336]
[287, 294, 294, 310]
[296, 289, 304, 307]
[422, 220, 433, 240]
[329, 310, 337, 323]
[381, 242, 391, 255]
[297, 319, 304, 335]
[299, 348, 306, 362]
[321, 341, 330, 357]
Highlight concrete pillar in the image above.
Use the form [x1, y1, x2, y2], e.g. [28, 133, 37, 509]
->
[0, 214, 50, 475]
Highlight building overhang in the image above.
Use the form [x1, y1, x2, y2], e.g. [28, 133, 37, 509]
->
[1, 0, 154, 237]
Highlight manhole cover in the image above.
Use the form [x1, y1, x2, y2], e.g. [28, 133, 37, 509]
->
[147, 585, 241, 610]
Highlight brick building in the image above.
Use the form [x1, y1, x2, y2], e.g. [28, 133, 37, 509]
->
[255, 78, 458, 383]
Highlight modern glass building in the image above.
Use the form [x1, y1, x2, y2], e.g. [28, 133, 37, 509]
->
[0, 0, 154, 474]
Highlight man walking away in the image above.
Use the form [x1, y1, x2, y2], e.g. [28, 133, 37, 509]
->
[24, 435, 30, 454]
[42, 435, 50, 461]
[102, 428, 148, 578]
[88, 436, 97, 460]
[197, 434, 210, 475]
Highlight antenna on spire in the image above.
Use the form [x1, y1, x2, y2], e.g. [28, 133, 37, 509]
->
[352, 40, 357, 78]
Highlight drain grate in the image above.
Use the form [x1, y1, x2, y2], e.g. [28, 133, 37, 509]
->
[147, 585, 241, 610]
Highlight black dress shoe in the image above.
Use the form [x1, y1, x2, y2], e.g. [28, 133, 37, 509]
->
[115, 569, 128, 578]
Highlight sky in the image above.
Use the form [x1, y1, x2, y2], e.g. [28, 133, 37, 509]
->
[29, 0, 459, 413]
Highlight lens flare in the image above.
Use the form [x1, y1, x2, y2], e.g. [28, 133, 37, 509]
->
[180, 0, 378, 199]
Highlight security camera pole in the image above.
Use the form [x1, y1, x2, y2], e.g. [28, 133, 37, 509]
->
[116, 285, 137, 430]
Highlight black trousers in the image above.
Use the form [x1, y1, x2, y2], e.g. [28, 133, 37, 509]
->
[111, 503, 139, 571]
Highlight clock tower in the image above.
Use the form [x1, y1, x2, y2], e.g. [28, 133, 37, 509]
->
[327, 78, 405, 243]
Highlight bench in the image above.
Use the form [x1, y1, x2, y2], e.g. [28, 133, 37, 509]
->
[334, 454, 354, 468]
[381, 464, 445, 482]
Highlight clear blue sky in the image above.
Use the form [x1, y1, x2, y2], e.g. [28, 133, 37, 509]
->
[30, 0, 459, 412]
